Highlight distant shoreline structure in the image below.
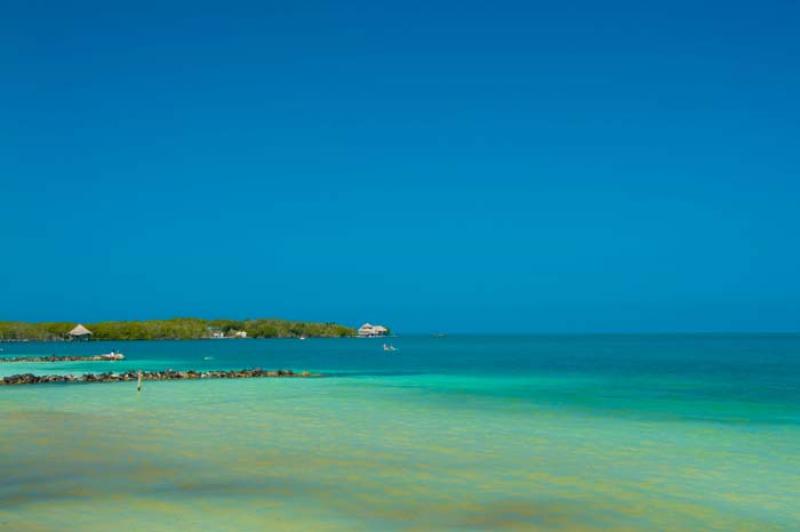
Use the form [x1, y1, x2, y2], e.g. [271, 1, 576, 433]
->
[357, 323, 390, 338]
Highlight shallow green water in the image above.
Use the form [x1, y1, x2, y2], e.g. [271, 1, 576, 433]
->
[1, 336, 799, 530]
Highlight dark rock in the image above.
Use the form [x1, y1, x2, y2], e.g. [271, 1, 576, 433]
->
[1, 367, 320, 386]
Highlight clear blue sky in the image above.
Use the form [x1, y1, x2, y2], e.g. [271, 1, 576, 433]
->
[2, 1, 798, 332]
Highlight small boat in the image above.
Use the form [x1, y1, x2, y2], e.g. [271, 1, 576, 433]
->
[383, 343, 398, 352]
[298, 335, 307, 341]
[99, 351, 125, 361]
[203, 356, 214, 361]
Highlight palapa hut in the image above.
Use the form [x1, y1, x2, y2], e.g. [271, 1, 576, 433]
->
[67, 324, 93, 341]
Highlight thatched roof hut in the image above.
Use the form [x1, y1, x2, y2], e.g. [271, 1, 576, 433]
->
[68, 324, 92, 340]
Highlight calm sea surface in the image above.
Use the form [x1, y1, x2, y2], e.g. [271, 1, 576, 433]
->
[1, 335, 799, 530]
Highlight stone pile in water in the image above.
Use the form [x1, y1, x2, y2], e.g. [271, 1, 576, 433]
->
[0, 355, 122, 363]
[0, 368, 316, 386]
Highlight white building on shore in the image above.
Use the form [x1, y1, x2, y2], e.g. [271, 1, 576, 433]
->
[358, 323, 389, 337]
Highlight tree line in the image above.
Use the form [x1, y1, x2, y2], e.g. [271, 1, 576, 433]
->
[0, 318, 355, 341]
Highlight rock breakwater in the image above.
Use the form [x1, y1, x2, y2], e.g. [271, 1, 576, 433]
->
[0, 368, 317, 386]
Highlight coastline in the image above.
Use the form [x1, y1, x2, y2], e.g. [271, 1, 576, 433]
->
[0, 317, 356, 342]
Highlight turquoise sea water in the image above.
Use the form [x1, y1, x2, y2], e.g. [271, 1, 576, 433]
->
[1, 335, 799, 530]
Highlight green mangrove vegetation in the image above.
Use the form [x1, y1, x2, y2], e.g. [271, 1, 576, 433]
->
[0, 318, 355, 341]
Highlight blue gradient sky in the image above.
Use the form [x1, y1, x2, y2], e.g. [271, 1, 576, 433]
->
[2, 1, 799, 332]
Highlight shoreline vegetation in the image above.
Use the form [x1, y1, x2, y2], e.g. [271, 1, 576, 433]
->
[0, 318, 355, 341]
[0, 368, 319, 386]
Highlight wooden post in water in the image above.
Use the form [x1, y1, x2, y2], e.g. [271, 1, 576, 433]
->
[136, 370, 143, 392]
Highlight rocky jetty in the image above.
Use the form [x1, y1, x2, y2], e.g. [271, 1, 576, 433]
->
[0, 368, 317, 386]
[0, 354, 124, 363]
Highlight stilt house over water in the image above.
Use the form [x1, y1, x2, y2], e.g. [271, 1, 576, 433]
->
[358, 323, 389, 337]
[67, 324, 93, 341]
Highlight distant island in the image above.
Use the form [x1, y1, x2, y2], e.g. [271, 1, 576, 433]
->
[0, 318, 355, 341]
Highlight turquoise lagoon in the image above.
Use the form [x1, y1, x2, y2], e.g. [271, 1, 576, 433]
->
[1, 335, 799, 530]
